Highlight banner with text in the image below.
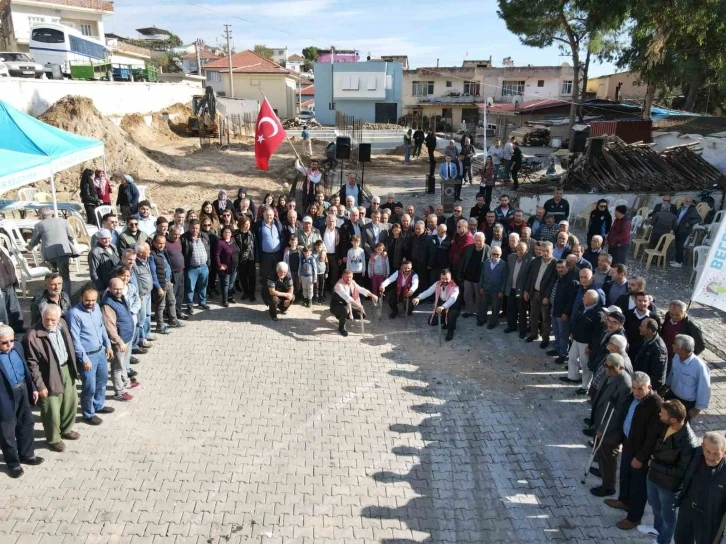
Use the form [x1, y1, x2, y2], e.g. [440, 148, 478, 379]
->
[692, 217, 726, 312]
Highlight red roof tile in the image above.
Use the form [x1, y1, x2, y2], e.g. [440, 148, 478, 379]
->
[181, 51, 221, 60]
[35, 0, 114, 11]
[203, 50, 291, 74]
[300, 84, 314, 96]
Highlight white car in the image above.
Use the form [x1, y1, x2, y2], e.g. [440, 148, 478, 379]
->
[0, 52, 44, 78]
[297, 110, 315, 121]
[0, 61, 8, 77]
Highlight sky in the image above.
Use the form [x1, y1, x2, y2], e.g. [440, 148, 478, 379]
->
[107, 0, 620, 77]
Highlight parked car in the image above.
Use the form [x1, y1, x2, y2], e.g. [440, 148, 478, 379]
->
[0, 52, 44, 78]
[0, 61, 8, 78]
[298, 110, 315, 121]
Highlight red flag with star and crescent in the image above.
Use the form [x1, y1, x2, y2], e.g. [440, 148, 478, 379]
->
[255, 98, 287, 170]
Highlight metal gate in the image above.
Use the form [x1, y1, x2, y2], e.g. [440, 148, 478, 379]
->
[374, 103, 397, 124]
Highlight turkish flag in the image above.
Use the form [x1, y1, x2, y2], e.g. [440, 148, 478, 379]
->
[254, 98, 287, 171]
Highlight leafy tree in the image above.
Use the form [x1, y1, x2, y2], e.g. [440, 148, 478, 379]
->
[254, 44, 273, 60]
[498, 0, 627, 133]
[302, 46, 318, 61]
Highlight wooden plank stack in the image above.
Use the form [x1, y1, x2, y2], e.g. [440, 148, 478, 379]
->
[561, 135, 725, 192]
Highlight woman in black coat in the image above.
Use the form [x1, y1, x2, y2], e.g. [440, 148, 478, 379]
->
[587, 199, 613, 247]
[80, 168, 101, 225]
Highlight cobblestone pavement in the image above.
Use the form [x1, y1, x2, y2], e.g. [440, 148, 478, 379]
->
[1, 161, 723, 542]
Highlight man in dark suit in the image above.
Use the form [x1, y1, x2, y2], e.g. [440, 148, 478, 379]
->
[671, 196, 702, 268]
[524, 241, 557, 348]
[604, 372, 663, 530]
[0, 326, 43, 477]
[427, 223, 452, 281]
[589, 354, 633, 497]
[633, 318, 668, 391]
[648, 194, 678, 217]
[361, 210, 388, 259]
[504, 242, 533, 337]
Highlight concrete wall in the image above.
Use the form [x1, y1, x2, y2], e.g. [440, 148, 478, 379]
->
[314, 61, 403, 125]
[0, 78, 202, 116]
[587, 71, 648, 101]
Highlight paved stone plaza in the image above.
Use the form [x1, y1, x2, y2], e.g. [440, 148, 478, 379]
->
[5, 294, 724, 544]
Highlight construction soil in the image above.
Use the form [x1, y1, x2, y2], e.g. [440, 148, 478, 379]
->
[28, 95, 418, 214]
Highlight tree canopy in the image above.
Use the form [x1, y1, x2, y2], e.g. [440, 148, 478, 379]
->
[253, 44, 273, 60]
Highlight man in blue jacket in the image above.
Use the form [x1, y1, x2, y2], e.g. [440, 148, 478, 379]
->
[478, 246, 508, 329]
[0, 326, 43, 477]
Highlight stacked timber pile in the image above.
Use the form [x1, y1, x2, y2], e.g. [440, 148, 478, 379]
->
[561, 135, 725, 192]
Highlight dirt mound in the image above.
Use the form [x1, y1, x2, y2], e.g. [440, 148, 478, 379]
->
[163, 102, 192, 117]
[387, 144, 406, 155]
[39, 96, 168, 191]
[121, 112, 180, 147]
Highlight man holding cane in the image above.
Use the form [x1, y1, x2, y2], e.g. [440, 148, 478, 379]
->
[412, 269, 460, 342]
[330, 269, 378, 337]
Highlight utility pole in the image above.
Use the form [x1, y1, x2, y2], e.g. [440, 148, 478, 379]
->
[195, 38, 203, 76]
[224, 24, 234, 98]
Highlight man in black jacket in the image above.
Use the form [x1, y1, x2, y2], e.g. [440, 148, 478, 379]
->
[624, 291, 662, 360]
[524, 241, 557, 348]
[633, 318, 668, 391]
[427, 224, 451, 281]
[504, 242, 533, 337]
[649, 194, 678, 217]
[469, 194, 489, 225]
[549, 260, 578, 363]
[671, 197, 702, 268]
[561, 289, 602, 386]
[413, 127, 425, 157]
[640, 399, 698, 544]
[604, 372, 663, 530]
[674, 432, 726, 544]
[661, 300, 706, 373]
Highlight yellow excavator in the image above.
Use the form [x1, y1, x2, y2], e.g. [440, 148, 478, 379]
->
[187, 86, 219, 136]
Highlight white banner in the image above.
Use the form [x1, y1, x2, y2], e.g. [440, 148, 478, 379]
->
[692, 217, 726, 311]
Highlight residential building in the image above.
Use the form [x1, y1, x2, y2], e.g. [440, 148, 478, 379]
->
[586, 71, 657, 102]
[298, 83, 314, 106]
[203, 50, 297, 118]
[181, 50, 221, 75]
[379, 55, 408, 70]
[313, 60, 403, 125]
[268, 46, 287, 66]
[402, 60, 575, 130]
[0, 0, 114, 52]
[287, 53, 304, 73]
[106, 38, 150, 69]
[316, 48, 359, 64]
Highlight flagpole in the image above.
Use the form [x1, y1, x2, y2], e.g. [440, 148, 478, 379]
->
[257, 87, 302, 162]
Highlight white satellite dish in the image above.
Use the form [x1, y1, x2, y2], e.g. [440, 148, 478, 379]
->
[486, 96, 494, 107]
[512, 95, 523, 109]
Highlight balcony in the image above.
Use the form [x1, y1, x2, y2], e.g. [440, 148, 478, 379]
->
[416, 93, 483, 105]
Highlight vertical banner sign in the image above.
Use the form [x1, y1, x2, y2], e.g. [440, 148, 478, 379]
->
[692, 218, 726, 311]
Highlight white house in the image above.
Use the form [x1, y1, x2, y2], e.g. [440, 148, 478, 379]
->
[106, 38, 151, 69]
[287, 53, 303, 73]
[0, 0, 114, 52]
[268, 46, 287, 66]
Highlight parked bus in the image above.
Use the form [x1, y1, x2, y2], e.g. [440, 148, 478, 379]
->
[29, 23, 109, 78]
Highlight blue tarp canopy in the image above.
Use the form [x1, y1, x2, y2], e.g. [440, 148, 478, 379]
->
[0, 100, 104, 210]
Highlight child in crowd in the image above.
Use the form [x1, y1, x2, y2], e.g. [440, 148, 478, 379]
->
[313, 240, 328, 303]
[283, 234, 302, 300]
[299, 245, 317, 307]
[346, 235, 365, 285]
[368, 242, 389, 294]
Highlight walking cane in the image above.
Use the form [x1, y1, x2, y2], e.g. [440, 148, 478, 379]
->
[438, 311, 443, 347]
[359, 302, 365, 336]
[582, 402, 614, 484]
[404, 297, 409, 328]
[378, 294, 384, 322]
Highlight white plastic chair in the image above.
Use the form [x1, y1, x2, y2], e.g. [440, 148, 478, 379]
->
[33, 192, 53, 203]
[136, 185, 160, 216]
[712, 209, 725, 226]
[614, 198, 628, 210]
[94, 205, 114, 227]
[17, 188, 38, 202]
[630, 215, 642, 237]
[566, 195, 579, 224]
[691, 245, 711, 287]
[12, 248, 51, 298]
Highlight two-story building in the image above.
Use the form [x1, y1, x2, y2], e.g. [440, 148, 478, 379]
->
[287, 53, 303, 73]
[313, 60, 403, 125]
[0, 0, 113, 52]
[268, 46, 287, 66]
[203, 50, 297, 118]
[181, 50, 221, 75]
[402, 60, 576, 131]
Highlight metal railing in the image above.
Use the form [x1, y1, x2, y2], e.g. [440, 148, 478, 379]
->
[334, 111, 363, 162]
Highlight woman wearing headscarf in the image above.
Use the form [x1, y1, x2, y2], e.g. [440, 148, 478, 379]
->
[94, 169, 112, 205]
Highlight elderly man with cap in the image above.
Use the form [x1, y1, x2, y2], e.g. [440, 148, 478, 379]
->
[297, 216, 322, 249]
[26, 207, 76, 297]
[67, 284, 114, 425]
[558, 220, 579, 247]
[585, 305, 628, 396]
[0, 325, 43, 477]
[23, 304, 79, 452]
[588, 353, 633, 497]
[88, 228, 120, 292]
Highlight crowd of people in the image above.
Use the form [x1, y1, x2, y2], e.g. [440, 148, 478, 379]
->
[2, 167, 723, 543]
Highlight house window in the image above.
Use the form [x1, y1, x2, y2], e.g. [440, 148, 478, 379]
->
[342, 75, 359, 90]
[464, 80, 480, 95]
[367, 77, 377, 90]
[412, 80, 434, 96]
[537, 80, 545, 87]
[80, 23, 92, 36]
[501, 80, 525, 97]
[28, 16, 45, 29]
[561, 80, 573, 95]
[207, 71, 221, 82]
[250, 79, 261, 86]
[442, 108, 453, 119]
[446, 81, 452, 87]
